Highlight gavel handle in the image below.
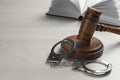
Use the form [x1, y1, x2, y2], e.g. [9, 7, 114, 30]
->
[96, 24, 120, 35]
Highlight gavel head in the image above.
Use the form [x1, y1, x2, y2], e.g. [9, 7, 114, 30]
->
[61, 7, 104, 60]
[77, 7, 102, 45]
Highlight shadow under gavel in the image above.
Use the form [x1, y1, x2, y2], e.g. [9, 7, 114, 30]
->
[96, 23, 120, 35]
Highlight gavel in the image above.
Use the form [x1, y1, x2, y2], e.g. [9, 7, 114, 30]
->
[61, 7, 120, 60]
[96, 23, 120, 35]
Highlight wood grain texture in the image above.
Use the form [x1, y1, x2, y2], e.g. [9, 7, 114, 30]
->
[62, 8, 104, 60]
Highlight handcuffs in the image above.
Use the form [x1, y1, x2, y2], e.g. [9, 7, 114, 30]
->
[46, 39, 112, 76]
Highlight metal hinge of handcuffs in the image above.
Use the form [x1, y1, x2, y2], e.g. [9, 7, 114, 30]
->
[46, 39, 112, 76]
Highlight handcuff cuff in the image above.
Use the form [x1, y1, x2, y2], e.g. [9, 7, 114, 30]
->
[46, 39, 112, 76]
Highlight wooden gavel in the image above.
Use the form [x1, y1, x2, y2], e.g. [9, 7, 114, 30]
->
[96, 23, 120, 35]
[61, 7, 120, 60]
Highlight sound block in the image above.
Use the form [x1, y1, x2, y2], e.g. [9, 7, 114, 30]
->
[61, 35, 104, 60]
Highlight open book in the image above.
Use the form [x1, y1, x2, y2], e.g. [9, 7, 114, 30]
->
[46, 0, 120, 26]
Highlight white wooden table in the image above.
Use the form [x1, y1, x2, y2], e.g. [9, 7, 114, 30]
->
[0, 0, 120, 80]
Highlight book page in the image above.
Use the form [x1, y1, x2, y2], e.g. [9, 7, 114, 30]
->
[82, 0, 104, 15]
[99, 14, 120, 26]
[70, 0, 81, 12]
[92, 0, 119, 19]
[47, 0, 81, 19]
[78, 0, 87, 14]
[92, 0, 120, 26]
[115, 0, 120, 20]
